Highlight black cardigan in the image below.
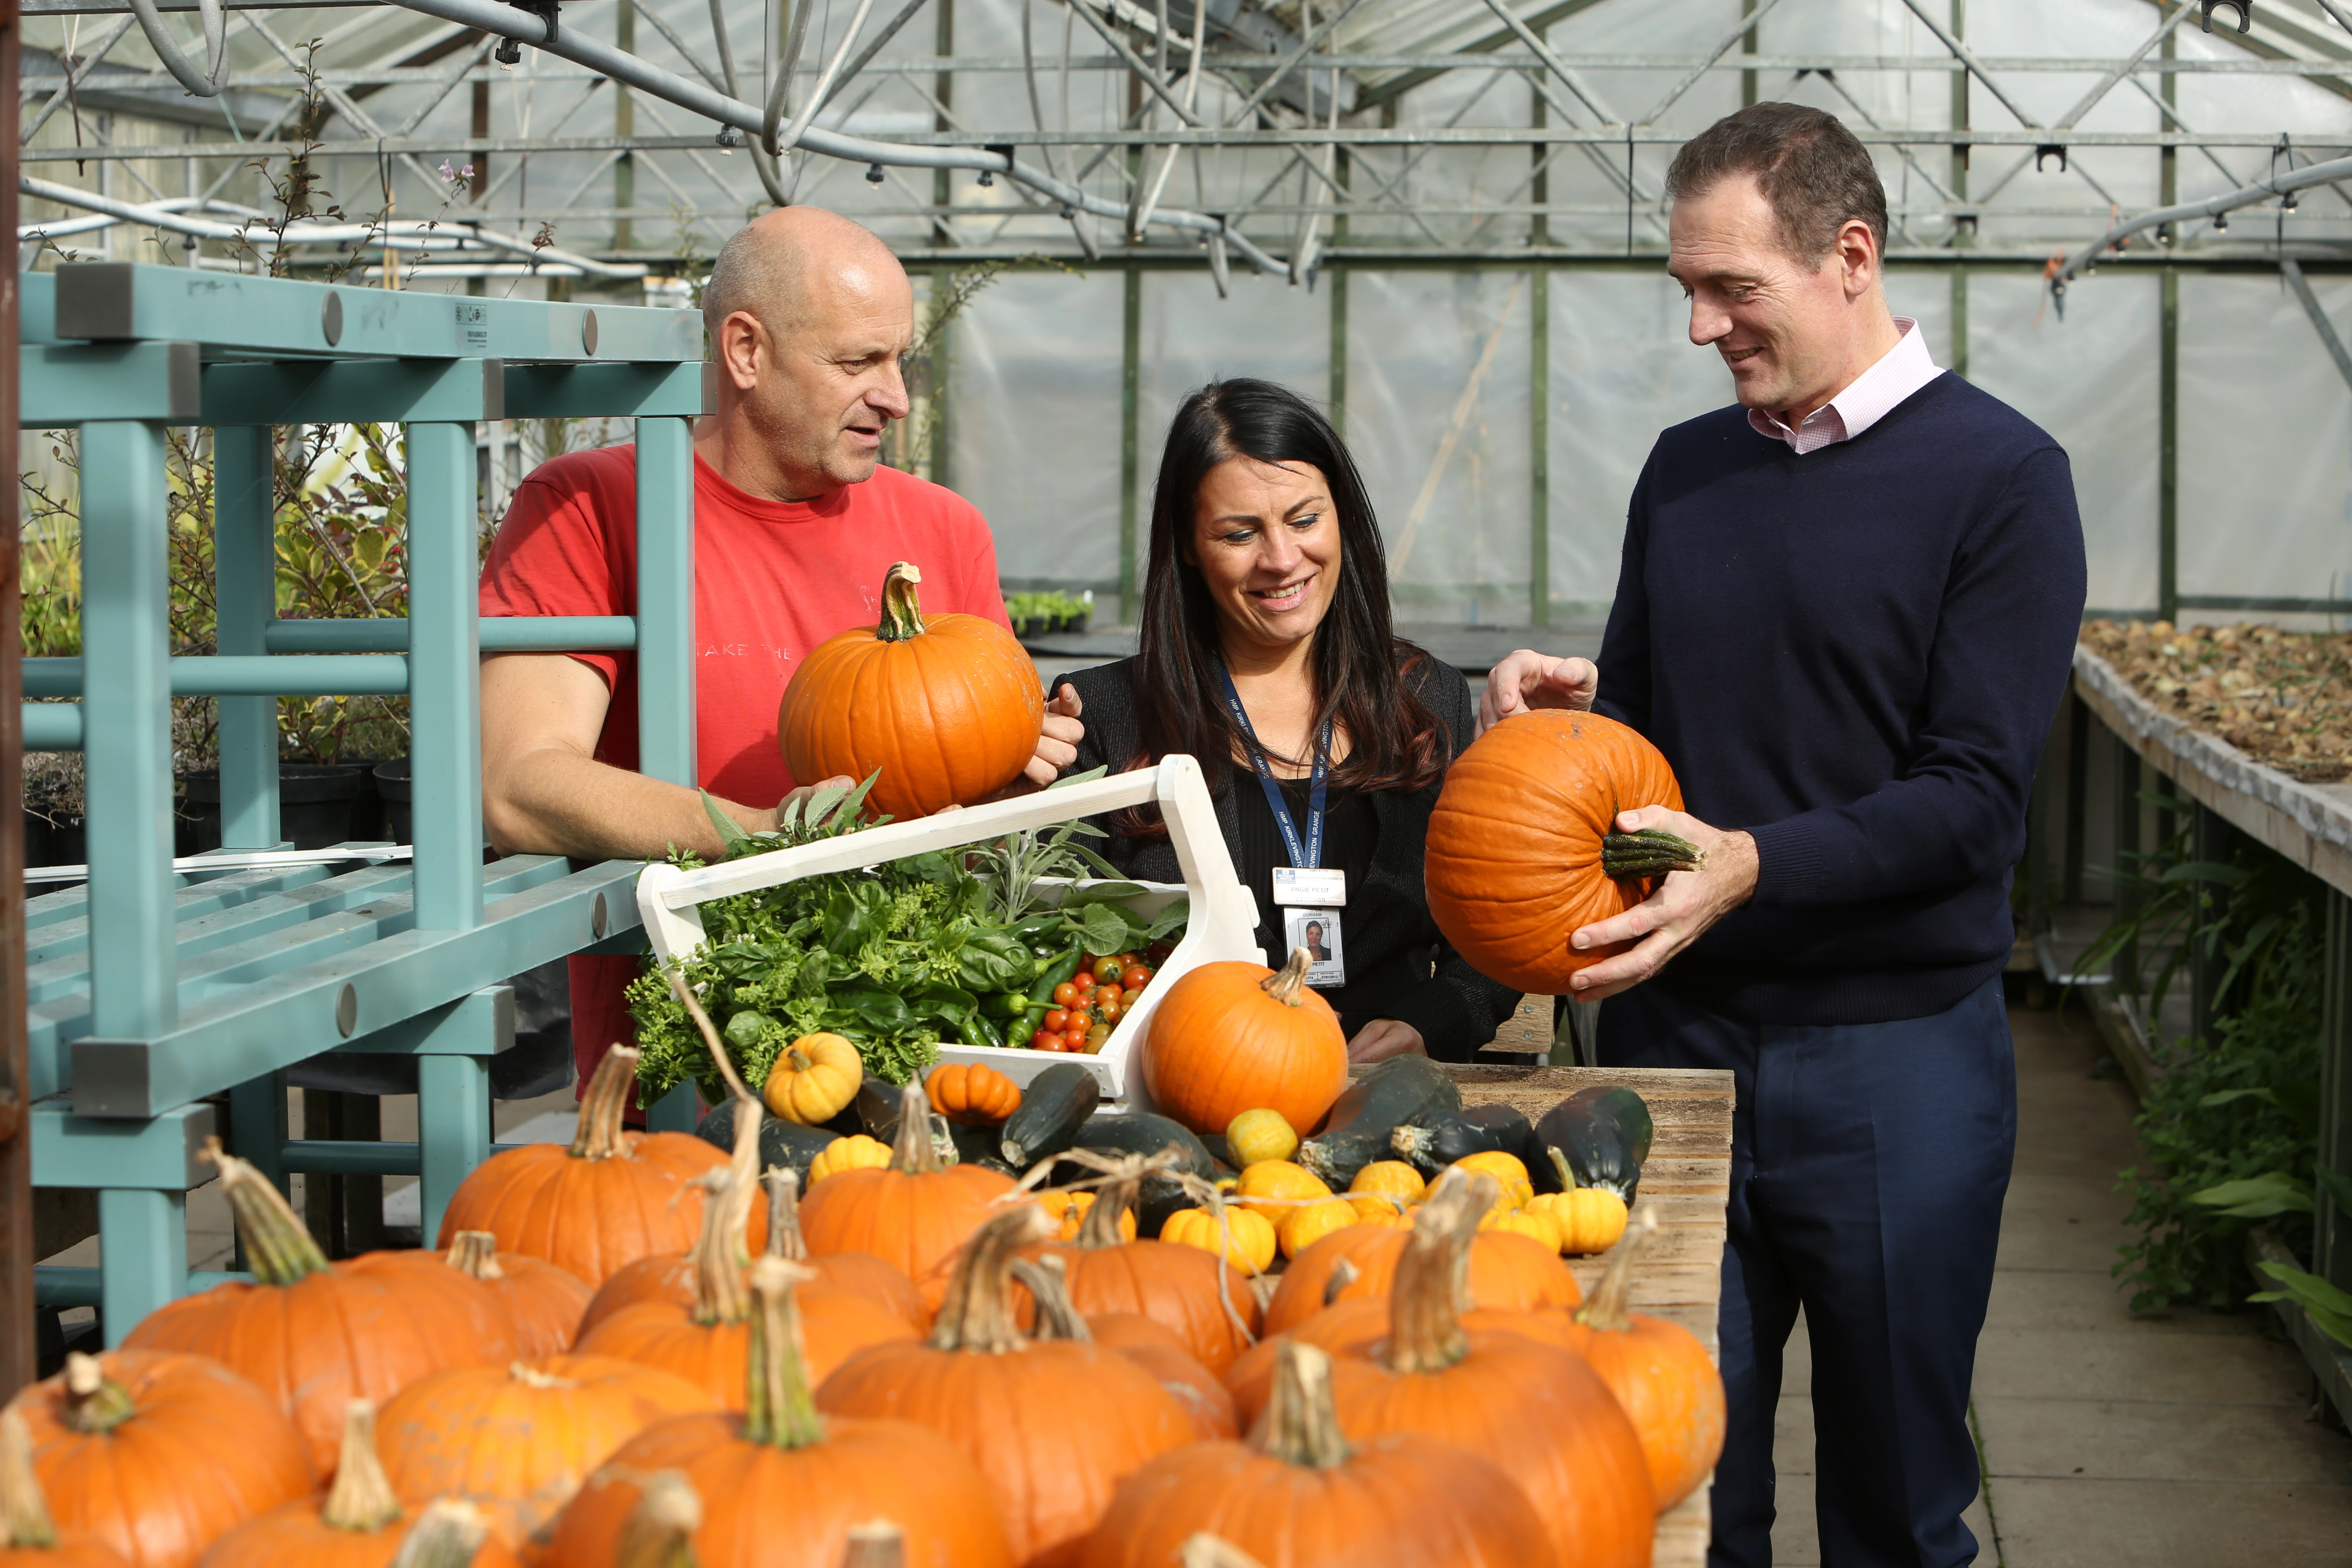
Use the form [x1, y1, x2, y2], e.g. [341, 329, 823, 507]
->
[1054, 655, 1523, 1061]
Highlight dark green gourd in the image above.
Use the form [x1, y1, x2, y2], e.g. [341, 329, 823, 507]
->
[1535, 1085, 1654, 1203]
[1294, 1056, 1463, 1188]
[999, 1062, 1100, 1169]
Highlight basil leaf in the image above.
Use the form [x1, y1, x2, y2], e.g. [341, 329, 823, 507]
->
[701, 790, 756, 857]
[829, 984, 911, 1031]
[1071, 902, 1132, 957]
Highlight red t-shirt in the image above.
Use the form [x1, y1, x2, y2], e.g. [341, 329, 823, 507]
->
[478, 444, 1016, 1089]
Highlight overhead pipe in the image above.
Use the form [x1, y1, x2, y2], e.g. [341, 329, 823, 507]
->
[378, 0, 1283, 274]
[2049, 151, 2352, 295]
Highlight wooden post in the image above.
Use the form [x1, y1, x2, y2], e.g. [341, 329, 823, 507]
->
[0, 0, 30, 1398]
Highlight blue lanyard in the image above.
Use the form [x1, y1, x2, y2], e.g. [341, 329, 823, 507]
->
[1216, 663, 1330, 870]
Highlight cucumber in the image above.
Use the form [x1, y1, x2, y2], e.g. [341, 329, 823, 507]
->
[1060, 1112, 1218, 1237]
[1535, 1086, 1655, 1204]
[1389, 1109, 1515, 1174]
[693, 1099, 841, 1186]
[1295, 1056, 1463, 1188]
[999, 1062, 1100, 1170]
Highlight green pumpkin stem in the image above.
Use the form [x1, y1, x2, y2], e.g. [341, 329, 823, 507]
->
[1011, 1255, 1091, 1342]
[57, 1354, 134, 1437]
[1574, 1204, 1655, 1334]
[201, 1136, 330, 1286]
[889, 1083, 944, 1174]
[1262, 946, 1315, 1007]
[388, 1500, 489, 1568]
[875, 561, 928, 644]
[764, 1167, 806, 1262]
[1382, 1168, 1490, 1376]
[744, 1256, 828, 1450]
[572, 1047, 645, 1161]
[1259, 1341, 1351, 1471]
[929, 1205, 1053, 1354]
[322, 1401, 404, 1533]
[1599, 828, 1706, 880]
[0, 1408, 58, 1549]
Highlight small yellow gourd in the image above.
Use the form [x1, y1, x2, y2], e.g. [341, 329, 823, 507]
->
[1530, 1186, 1629, 1254]
[1349, 1160, 1427, 1205]
[1226, 1108, 1301, 1168]
[1037, 1189, 1136, 1243]
[1277, 1198, 1360, 1260]
[761, 1032, 863, 1125]
[1452, 1150, 1533, 1209]
[1485, 1205, 1564, 1252]
[1161, 1205, 1278, 1274]
[806, 1132, 888, 1183]
[1348, 1191, 1412, 1224]
[1232, 1159, 1332, 1219]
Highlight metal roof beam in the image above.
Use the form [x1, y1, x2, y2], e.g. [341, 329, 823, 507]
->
[1353, 0, 1616, 111]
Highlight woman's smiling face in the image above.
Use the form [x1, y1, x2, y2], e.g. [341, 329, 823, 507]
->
[1187, 454, 1343, 659]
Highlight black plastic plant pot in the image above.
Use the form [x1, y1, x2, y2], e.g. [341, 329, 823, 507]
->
[373, 758, 412, 844]
[180, 764, 365, 853]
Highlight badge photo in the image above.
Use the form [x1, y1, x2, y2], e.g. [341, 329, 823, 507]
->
[1283, 907, 1345, 988]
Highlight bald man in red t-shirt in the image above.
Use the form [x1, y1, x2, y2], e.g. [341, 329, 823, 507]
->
[479, 207, 1082, 1080]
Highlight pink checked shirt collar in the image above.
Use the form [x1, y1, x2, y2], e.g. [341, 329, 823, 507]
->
[1747, 317, 1942, 454]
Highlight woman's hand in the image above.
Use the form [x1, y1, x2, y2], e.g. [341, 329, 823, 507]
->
[1565, 805, 1758, 1001]
[1023, 684, 1085, 788]
[1347, 1018, 1427, 1065]
[1479, 650, 1598, 735]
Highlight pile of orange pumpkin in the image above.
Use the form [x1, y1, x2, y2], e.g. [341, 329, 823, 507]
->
[5, 1033, 1722, 1568]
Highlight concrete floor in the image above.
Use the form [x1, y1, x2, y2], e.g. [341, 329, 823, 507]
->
[1771, 1002, 2352, 1567]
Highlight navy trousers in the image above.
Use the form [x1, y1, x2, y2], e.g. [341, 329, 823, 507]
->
[1599, 975, 2015, 1568]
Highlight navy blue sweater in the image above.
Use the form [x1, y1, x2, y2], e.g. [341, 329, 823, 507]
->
[1595, 371, 2086, 1026]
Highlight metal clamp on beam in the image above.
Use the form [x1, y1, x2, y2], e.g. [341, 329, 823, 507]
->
[2202, 0, 2252, 34]
[2035, 145, 2069, 174]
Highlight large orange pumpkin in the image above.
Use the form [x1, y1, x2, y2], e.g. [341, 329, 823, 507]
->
[545, 1257, 1013, 1568]
[0, 1406, 129, 1568]
[1022, 1162, 1261, 1376]
[798, 1083, 1016, 1313]
[575, 1087, 772, 1334]
[816, 1207, 1195, 1568]
[7, 1352, 312, 1568]
[1223, 1294, 1584, 1429]
[433, 1046, 735, 1285]
[376, 1355, 713, 1544]
[1013, 1258, 1236, 1444]
[777, 560, 1045, 821]
[122, 1143, 515, 1474]
[1142, 950, 1348, 1139]
[1423, 709, 1697, 994]
[1319, 1172, 1656, 1568]
[439, 1232, 591, 1360]
[763, 1167, 932, 1331]
[1261, 1216, 1580, 1336]
[192, 1401, 523, 1568]
[1079, 1341, 1559, 1568]
[1555, 1211, 1726, 1511]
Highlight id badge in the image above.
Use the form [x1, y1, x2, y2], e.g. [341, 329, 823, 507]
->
[1281, 907, 1345, 989]
[1271, 866, 1347, 907]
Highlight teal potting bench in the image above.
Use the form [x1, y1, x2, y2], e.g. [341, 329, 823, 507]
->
[18, 262, 705, 1340]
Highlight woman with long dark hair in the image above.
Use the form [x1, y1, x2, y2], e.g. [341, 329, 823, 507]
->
[1055, 379, 1520, 1062]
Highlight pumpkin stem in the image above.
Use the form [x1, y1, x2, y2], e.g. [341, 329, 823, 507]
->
[842, 1521, 907, 1568]
[1321, 1255, 1361, 1309]
[874, 561, 928, 643]
[1180, 1540, 1272, 1568]
[508, 1362, 579, 1391]
[1261, 946, 1315, 1007]
[445, 1230, 503, 1281]
[611, 1474, 700, 1568]
[686, 1146, 758, 1326]
[321, 1400, 404, 1533]
[889, 1083, 944, 1175]
[1258, 1341, 1352, 1471]
[0, 1408, 58, 1549]
[200, 1137, 331, 1286]
[1599, 827, 1706, 880]
[764, 1167, 807, 1261]
[929, 1205, 1053, 1354]
[572, 1047, 646, 1161]
[743, 1255, 827, 1450]
[1547, 1145, 1577, 1193]
[1010, 1255, 1091, 1342]
[57, 1354, 134, 1436]
[389, 1500, 490, 1568]
[1382, 1168, 1490, 1377]
[1074, 1159, 1146, 1249]
[667, 973, 755, 1106]
[1575, 1204, 1655, 1333]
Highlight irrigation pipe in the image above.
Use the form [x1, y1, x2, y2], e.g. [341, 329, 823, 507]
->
[379, 0, 1282, 274]
[2050, 150, 2352, 296]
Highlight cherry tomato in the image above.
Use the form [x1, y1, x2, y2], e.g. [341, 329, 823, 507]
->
[1120, 986, 1145, 1007]
[1097, 994, 1123, 1023]
[1052, 980, 1083, 1008]
[1092, 984, 1122, 1007]
[1085, 1023, 1113, 1052]
[1091, 955, 1123, 982]
[1120, 964, 1153, 991]
[1043, 1008, 1070, 1033]
[1145, 942, 1174, 966]
[1029, 1029, 1060, 1050]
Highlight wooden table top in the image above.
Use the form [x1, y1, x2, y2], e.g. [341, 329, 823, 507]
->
[1447, 1060, 1735, 1568]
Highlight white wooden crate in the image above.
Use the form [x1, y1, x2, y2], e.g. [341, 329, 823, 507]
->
[634, 755, 1262, 1109]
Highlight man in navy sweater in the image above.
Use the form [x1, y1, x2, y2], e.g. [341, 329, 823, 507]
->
[1486, 104, 2084, 1567]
